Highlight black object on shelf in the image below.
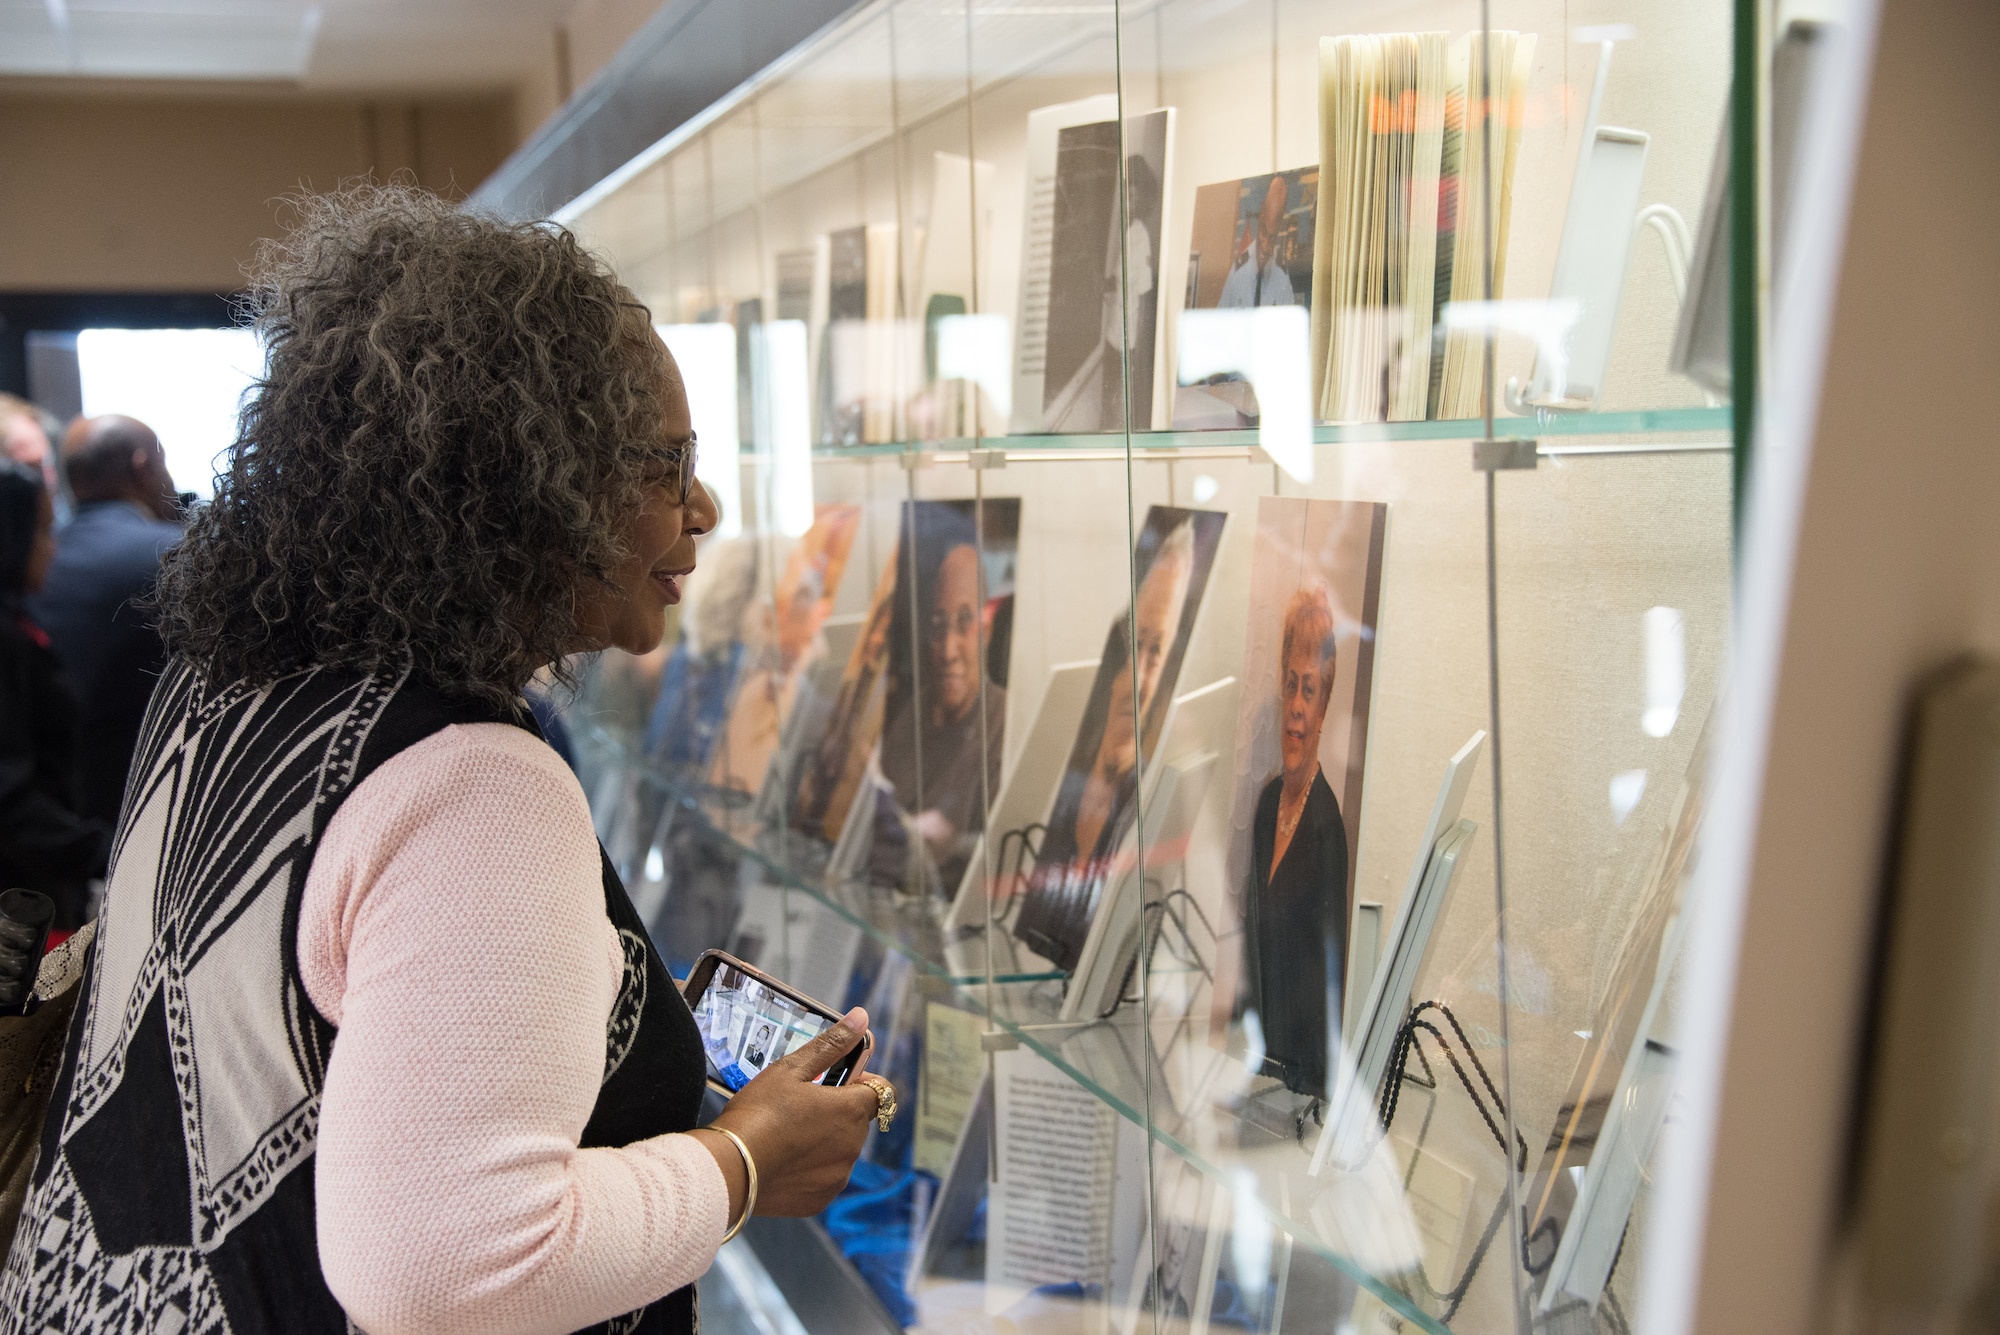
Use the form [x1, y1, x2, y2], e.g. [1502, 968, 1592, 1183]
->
[1367, 998, 1537, 1324]
[0, 889, 56, 1016]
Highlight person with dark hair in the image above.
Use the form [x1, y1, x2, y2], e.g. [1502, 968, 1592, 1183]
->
[874, 504, 1005, 894]
[30, 413, 183, 826]
[1, 186, 889, 1335]
[0, 394, 60, 501]
[0, 461, 108, 929]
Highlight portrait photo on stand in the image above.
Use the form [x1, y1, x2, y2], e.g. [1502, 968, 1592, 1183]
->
[1189, 166, 1319, 313]
[1012, 504, 1226, 972]
[790, 499, 1019, 859]
[707, 504, 863, 807]
[788, 548, 900, 847]
[1210, 496, 1388, 1105]
[869, 498, 1021, 897]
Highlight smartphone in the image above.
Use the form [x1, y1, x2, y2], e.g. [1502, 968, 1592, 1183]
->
[681, 949, 868, 1093]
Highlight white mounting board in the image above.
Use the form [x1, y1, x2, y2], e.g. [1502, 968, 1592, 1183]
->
[1060, 677, 1240, 1022]
[1312, 730, 1485, 1174]
[945, 659, 1102, 933]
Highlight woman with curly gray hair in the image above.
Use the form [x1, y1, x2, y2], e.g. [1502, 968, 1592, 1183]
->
[0, 187, 883, 1335]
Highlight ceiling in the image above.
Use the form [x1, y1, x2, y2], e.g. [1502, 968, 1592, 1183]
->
[0, 0, 571, 91]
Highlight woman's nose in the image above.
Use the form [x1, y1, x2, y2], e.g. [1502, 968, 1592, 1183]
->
[688, 477, 720, 536]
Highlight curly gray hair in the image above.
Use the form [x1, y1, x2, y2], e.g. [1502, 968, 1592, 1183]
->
[156, 184, 688, 710]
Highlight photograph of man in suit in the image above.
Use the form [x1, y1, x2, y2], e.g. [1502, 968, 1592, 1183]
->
[744, 1021, 775, 1070]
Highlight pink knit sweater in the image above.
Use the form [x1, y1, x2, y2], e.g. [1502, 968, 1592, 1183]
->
[299, 722, 729, 1335]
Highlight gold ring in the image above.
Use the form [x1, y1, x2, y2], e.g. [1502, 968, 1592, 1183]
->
[858, 1075, 897, 1132]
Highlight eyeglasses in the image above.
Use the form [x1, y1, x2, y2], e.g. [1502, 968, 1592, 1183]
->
[662, 434, 699, 506]
[926, 606, 978, 642]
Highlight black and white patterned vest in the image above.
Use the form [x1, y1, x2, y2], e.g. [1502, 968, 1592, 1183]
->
[0, 660, 709, 1334]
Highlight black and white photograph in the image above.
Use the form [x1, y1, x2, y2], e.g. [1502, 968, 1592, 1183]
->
[1041, 108, 1173, 433]
[692, 962, 829, 1092]
[1215, 497, 1387, 1100]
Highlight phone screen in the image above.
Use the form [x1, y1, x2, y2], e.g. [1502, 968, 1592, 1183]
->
[691, 960, 838, 1091]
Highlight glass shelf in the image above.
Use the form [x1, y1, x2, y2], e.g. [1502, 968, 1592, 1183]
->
[590, 726, 1478, 1335]
[805, 405, 1733, 464]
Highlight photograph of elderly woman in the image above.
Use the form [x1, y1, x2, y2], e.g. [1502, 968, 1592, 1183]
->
[1012, 504, 1226, 972]
[1218, 496, 1386, 1100]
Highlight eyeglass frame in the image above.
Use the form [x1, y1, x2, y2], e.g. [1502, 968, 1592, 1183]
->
[660, 433, 699, 507]
[925, 604, 980, 644]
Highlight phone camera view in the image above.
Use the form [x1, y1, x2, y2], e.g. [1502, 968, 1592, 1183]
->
[693, 964, 834, 1092]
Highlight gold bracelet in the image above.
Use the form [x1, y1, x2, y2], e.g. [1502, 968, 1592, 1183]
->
[711, 1127, 758, 1244]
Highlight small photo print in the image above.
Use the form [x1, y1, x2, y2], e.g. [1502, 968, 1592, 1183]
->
[1187, 166, 1319, 313]
[707, 504, 863, 803]
[872, 499, 1022, 894]
[1177, 166, 1320, 428]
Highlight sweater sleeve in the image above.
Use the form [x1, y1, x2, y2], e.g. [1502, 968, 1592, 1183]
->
[300, 722, 730, 1335]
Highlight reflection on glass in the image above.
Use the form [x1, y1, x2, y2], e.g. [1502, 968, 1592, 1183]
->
[752, 320, 814, 536]
[657, 322, 741, 537]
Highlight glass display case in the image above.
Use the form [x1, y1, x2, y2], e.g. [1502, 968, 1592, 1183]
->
[544, 0, 1752, 1329]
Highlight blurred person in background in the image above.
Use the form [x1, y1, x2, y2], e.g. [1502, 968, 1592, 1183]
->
[30, 414, 183, 827]
[645, 534, 759, 775]
[0, 394, 63, 507]
[0, 461, 109, 931]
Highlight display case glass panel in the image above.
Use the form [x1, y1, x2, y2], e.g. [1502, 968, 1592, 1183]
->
[555, 0, 1744, 1328]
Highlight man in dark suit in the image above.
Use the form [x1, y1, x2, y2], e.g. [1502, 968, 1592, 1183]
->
[30, 415, 182, 826]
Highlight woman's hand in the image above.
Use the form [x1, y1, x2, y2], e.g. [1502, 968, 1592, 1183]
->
[697, 1008, 881, 1219]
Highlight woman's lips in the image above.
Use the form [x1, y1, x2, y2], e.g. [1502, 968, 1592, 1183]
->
[652, 569, 688, 603]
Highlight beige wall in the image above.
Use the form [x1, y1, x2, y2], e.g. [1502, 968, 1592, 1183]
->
[0, 0, 701, 293]
[0, 87, 512, 292]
